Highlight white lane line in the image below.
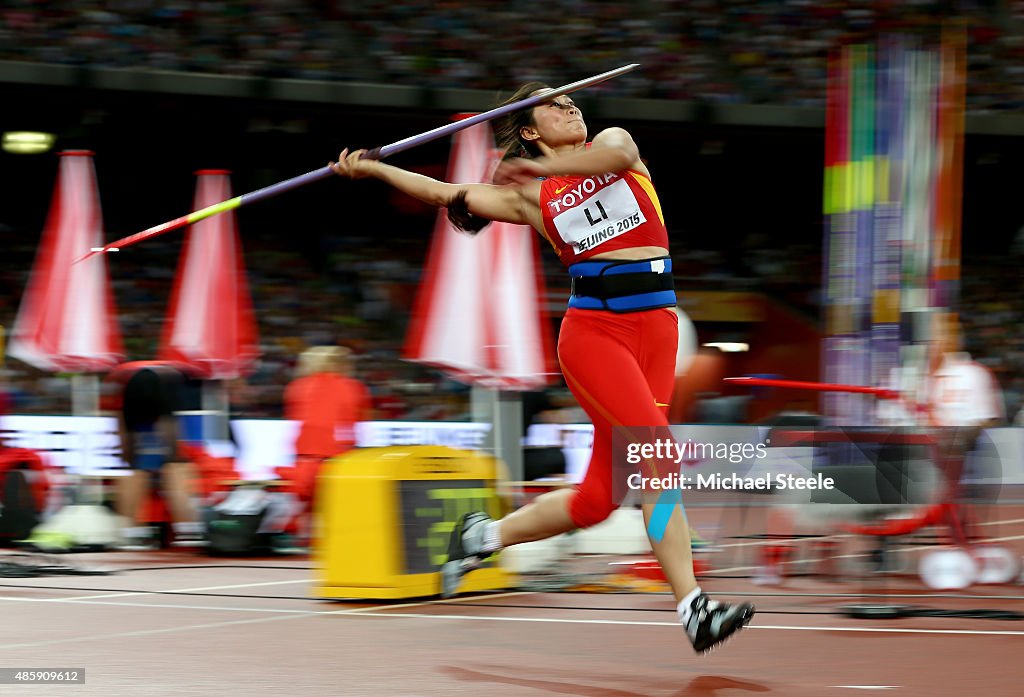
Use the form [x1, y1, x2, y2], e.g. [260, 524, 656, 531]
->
[978, 517, 1024, 526]
[0, 592, 533, 649]
[709, 515, 1024, 553]
[153, 579, 314, 593]
[751, 623, 1024, 636]
[1, 598, 1022, 650]
[977, 532, 1024, 544]
[351, 612, 1024, 636]
[833, 687, 900, 690]
[1, 578, 315, 602]
[0, 590, 528, 614]
[713, 530, 1024, 574]
[0, 611, 317, 650]
[0, 597, 317, 614]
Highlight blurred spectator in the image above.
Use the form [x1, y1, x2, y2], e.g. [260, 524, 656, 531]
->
[278, 344, 372, 542]
[108, 362, 201, 546]
[928, 311, 1005, 432]
[5, 223, 1023, 426]
[285, 345, 372, 460]
[0, 1, 1018, 110]
[878, 310, 1005, 433]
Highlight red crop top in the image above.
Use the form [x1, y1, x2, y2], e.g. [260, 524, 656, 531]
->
[538, 169, 668, 266]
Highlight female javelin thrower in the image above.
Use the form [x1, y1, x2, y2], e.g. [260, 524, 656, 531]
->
[330, 83, 754, 654]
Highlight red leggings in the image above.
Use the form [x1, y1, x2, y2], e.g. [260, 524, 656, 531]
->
[558, 306, 679, 528]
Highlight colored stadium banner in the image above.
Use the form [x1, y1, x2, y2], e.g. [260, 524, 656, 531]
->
[822, 35, 965, 425]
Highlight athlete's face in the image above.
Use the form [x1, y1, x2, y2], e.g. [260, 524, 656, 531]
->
[521, 93, 587, 148]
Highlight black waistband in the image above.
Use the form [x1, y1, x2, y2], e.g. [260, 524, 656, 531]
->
[570, 271, 675, 300]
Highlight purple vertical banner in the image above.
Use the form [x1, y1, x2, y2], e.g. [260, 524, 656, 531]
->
[850, 44, 875, 425]
[823, 47, 853, 425]
[822, 49, 840, 424]
[871, 39, 904, 399]
[821, 217, 833, 421]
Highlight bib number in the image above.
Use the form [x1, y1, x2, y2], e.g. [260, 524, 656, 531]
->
[552, 179, 647, 255]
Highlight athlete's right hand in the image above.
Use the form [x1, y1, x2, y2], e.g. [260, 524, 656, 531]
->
[330, 148, 376, 179]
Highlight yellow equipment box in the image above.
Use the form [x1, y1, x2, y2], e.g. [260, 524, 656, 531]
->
[314, 445, 511, 599]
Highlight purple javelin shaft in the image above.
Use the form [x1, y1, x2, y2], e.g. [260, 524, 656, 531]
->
[230, 62, 641, 208]
[78, 63, 639, 261]
[238, 166, 336, 207]
[186, 64, 638, 211]
[367, 63, 639, 160]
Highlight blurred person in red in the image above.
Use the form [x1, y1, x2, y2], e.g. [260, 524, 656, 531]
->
[919, 311, 1005, 503]
[926, 311, 1004, 433]
[107, 362, 202, 547]
[282, 346, 372, 505]
[875, 311, 1005, 550]
[331, 83, 753, 654]
[880, 311, 1004, 436]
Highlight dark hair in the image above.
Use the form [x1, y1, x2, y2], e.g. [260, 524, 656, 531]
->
[446, 81, 551, 235]
[123, 367, 185, 429]
[494, 81, 550, 160]
[446, 189, 490, 235]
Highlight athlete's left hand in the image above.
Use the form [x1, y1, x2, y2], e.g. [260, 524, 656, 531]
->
[330, 148, 377, 179]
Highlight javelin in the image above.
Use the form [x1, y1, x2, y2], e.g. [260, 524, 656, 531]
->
[77, 63, 640, 262]
[724, 376, 899, 400]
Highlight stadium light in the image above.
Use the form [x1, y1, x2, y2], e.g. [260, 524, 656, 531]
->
[3, 131, 56, 154]
[703, 342, 749, 353]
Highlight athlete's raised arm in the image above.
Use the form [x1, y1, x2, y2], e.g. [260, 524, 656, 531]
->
[493, 127, 649, 185]
[330, 148, 530, 229]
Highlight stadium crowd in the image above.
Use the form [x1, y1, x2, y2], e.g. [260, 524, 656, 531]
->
[0, 1, 1022, 110]
[2, 213, 1021, 424]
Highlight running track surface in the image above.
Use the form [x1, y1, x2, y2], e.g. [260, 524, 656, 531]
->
[2, 539, 1022, 697]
